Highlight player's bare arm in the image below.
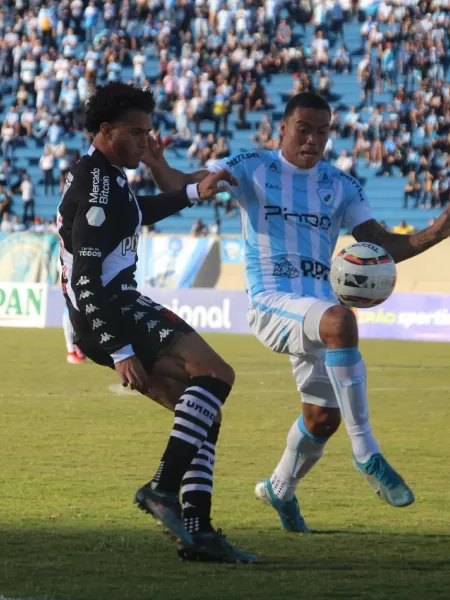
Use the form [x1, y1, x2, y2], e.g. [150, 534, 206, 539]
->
[352, 207, 450, 263]
[142, 132, 209, 192]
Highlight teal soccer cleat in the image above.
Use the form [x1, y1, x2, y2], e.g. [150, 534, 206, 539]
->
[353, 453, 415, 507]
[255, 478, 310, 533]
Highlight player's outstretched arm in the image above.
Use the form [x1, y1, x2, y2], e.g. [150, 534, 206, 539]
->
[138, 170, 238, 225]
[352, 207, 450, 263]
[142, 132, 209, 192]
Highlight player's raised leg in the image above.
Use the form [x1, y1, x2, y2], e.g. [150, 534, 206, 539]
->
[256, 336, 342, 531]
[320, 305, 414, 507]
[256, 404, 340, 532]
[251, 295, 342, 530]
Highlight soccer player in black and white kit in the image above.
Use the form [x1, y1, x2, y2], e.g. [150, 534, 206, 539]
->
[57, 82, 256, 563]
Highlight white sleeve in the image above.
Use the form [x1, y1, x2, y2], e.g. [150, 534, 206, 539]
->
[341, 174, 374, 232]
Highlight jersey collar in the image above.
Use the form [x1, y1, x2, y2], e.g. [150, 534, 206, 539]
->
[278, 150, 320, 174]
[88, 144, 126, 177]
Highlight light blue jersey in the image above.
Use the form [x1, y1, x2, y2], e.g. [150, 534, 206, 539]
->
[210, 150, 373, 301]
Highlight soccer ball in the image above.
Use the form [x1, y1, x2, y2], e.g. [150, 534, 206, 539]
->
[330, 242, 397, 308]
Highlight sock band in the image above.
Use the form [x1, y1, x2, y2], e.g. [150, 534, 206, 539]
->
[154, 380, 228, 494]
[325, 347, 361, 367]
[182, 422, 221, 533]
[297, 414, 329, 445]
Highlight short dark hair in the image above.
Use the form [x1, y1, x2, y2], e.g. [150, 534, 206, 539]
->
[84, 82, 155, 134]
[283, 92, 331, 120]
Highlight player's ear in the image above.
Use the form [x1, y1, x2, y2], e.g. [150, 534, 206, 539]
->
[99, 122, 113, 139]
[279, 119, 286, 138]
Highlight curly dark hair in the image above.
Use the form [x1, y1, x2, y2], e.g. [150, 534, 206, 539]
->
[84, 82, 156, 134]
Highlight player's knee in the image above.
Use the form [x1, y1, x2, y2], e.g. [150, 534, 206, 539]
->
[185, 359, 235, 387]
[320, 305, 358, 347]
[304, 407, 341, 438]
[215, 408, 223, 424]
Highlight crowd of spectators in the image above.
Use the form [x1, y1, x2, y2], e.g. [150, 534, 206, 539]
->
[0, 0, 448, 236]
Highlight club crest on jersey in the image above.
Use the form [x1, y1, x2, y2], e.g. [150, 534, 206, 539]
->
[317, 188, 335, 206]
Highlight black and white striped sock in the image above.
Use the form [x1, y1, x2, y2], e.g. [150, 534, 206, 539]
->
[182, 422, 220, 533]
[153, 377, 230, 494]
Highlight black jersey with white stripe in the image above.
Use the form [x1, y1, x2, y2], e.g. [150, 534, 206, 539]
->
[57, 145, 192, 359]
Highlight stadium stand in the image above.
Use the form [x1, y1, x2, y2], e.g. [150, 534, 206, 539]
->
[0, 0, 448, 235]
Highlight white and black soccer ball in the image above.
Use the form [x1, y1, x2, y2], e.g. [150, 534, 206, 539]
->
[330, 242, 397, 308]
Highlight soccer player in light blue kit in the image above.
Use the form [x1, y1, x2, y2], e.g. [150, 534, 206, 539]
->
[144, 92, 450, 532]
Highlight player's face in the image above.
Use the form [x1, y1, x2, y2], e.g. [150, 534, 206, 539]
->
[280, 107, 331, 169]
[109, 110, 152, 169]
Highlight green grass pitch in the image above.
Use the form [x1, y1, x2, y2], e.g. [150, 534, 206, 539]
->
[0, 329, 449, 600]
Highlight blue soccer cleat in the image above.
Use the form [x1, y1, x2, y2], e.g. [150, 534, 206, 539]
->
[134, 482, 193, 547]
[353, 453, 415, 508]
[255, 478, 310, 533]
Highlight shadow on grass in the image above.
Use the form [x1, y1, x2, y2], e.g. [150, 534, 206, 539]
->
[1, 526, 449, 600]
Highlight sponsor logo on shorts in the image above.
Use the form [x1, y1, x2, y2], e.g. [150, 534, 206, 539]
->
[121, 284, 136, 291]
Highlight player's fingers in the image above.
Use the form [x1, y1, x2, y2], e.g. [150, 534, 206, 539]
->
[210, 169, 235, 184]
[211, 186, 232, 196]
[155, 131, 163, 147]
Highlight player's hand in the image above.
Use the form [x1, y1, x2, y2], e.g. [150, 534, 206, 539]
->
[197, 169, 238, 200]
[115, 356, 148, 393]
[142, 131, 165, 167]
[432, 204, 450, 239]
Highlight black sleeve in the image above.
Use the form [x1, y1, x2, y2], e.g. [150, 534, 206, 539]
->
[70, 170, 134, 358]
[136, 189, 193, 225]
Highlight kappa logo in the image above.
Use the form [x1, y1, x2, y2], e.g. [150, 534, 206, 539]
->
[77, 276, 89, 286]
[85, 304, 98, 314]
[121, 306, 132, 314]
[134, 311, 146, 322]
[100, 332, 115, 344]
[79, 290, 94, 299]
[159, 328, 173, 342]
[317, 189, 335, 205]
[92, 318, 106, 330]
[147, 320, 159, 332]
